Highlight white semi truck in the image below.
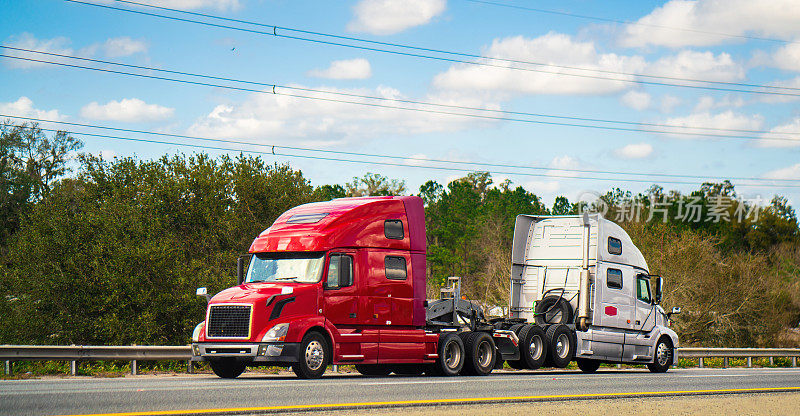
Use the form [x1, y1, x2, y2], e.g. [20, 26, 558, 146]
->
[507, 213, 681, 373]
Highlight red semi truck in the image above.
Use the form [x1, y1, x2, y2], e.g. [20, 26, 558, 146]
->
[191, 196, 680, 378]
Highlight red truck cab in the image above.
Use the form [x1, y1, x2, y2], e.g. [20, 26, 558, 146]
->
[191, 196, 438, 378]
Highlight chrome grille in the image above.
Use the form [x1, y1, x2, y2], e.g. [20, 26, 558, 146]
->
[207, 305, 251, 338]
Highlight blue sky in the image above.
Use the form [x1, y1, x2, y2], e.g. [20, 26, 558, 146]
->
[2, 0, 799, 207]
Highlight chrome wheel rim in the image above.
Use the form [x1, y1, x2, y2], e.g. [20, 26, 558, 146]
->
[656, 342, 670, 366]
[444, 340, 462, 370]
[305, 340, 324, 371]
[477, 340, 493, 367]
[555, 333, 570, 359]
[529, 335, 543, 360]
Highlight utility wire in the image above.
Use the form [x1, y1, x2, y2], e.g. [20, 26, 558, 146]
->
[21, 125, 800, 188]
[4, 45, 799, 138]
[461, 0, 799, 45]
[2, 52, 799, 144]
[65, 0, 800, 96]
[4, 114, 797, 185]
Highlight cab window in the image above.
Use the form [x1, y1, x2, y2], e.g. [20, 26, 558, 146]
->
[607, 268, 623, 289]
[325, 254, 354, 289]
[636, 275, 652, 303]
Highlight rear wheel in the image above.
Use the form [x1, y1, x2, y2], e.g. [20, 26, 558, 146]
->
[517, 325, 547, 370]
[292, 331, 330, 379]
[545, 324, 576, 368]
[209, 358, 246, 379]
[355, 364, 391, 376]
[461, 332, 496, 376]
[430, 332, 465, 376]
[647, 337, 673, 373]
[576, 358, 601, 373]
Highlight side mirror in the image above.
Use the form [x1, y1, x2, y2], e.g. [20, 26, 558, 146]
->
[237, 255, 250, 285]
[667, 306, 681, 317]
[654, 275, 663, 304]
[196, 287, 211, 303]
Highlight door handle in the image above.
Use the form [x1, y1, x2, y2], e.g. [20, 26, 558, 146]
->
[635, 320, 640, 325]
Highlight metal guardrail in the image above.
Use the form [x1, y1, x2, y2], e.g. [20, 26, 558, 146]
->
[1, 345, 798, 376]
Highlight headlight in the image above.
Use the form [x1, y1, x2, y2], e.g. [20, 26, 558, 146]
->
[192, 321, 205, 342]
[262, 323, 290, 342]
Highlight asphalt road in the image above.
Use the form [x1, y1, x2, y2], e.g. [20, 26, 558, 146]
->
[1, 367, 799, 416]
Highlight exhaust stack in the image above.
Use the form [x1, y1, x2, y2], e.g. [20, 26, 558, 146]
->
[577, 212, 592, 331]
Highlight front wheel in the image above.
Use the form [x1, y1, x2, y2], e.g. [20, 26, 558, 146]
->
[647, 337, 673, 373]
[209, 358, 247, 379]
[292, 331, 330, 379]
[576, 358, 601, 373]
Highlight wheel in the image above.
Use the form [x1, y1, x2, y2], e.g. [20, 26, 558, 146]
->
[647, 337, 673, 373]
[545, 324, 575, 368]
[535, 296, 573, 325]
[292, 331, 330, 379]
[391, 364, 425, 375]
[517, 325, 548, 370]
[577, 358, 601, 373]
[209, 358, 247, 379]
[430, 332, 465, 376]
[460, 332, 496, 376]
[355, 364, 391, 376]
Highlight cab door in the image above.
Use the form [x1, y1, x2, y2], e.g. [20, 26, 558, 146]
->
[322, 251, 358, 326]
[633, 274, 654, 332]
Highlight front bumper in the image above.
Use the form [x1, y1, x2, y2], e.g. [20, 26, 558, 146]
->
[191, 342, 299, 364]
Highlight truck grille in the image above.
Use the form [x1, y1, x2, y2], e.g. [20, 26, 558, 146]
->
[207, 305, 251, 338]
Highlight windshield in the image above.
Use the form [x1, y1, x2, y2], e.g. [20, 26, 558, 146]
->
[245, 252, 325, 283]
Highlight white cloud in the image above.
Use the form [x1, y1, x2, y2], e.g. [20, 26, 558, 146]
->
[757, 76, 800, 104]
[772, 42, 800, 72]
[98, 150, 118, 160]
[621, 90, 651, 110]
[348, 0, 446, 35]
[547, 155, 582, 178]
[404, 154, 429, 166]
[757, 117, 800, 148]
[80, 98, 174, 122]
[661, 110, 763, 139]
[307, 59, 372, 80]
[693, 95, 745, 112]
[0, 97, 65, 120]
[434, 33, 647, 97]
[2, 33, 73, 69]
[763, 163, 800, 180]
[645, 50, 744, 82]
[660, 95, 682, 113]
[615, 142, 654, 159]
[102, 37, 147, 58]
[523, 179, 561, 194]
[621, 0, 800, 48]
[188, 85, 499, 144]
[96, 0, 240, 11]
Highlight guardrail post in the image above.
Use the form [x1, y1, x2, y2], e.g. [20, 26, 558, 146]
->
[793, 357, 797, 368]
[746, 357, 752, 368]
[187, 360, 193, 374]
[70, 360, 77, 376]
[722, 357, 728, 368]
[4, 360, 11, 375]
[131, 360, 138, 375]
[333, 365, 338, 373]
[699, 357, 704, 368]
[769, 357, 774, 366]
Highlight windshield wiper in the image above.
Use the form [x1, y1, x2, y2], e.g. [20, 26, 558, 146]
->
[274, 276, 299, 281]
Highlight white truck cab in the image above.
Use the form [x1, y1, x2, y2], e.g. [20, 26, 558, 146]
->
[509, 213, 680, 372]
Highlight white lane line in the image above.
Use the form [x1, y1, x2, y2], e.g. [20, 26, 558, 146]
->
[361, 380, 468, 386]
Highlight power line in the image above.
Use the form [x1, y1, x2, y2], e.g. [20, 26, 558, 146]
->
[19, 124, 799, 189]
[461, 0, 799, 45]
[65, 0, 800, 97]
[4, 114, 798, 186]
[3, 52, 799, 144]
[5, 45, 799, 138]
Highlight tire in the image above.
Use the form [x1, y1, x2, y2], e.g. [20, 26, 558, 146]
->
[577, 358, 601, 373]
[209, 358, 247, 379]
[545, 324, 576, 368]
[430, 332, 465, 376]
[460, 332, 496, 376]
[292, 331, 330, 379]
[535, 296, 573, 326]
[647, 337, 673, 373]
[355, 364, 391, 376]
[391, 364, 425, 375]
[517, 325, 548, 370]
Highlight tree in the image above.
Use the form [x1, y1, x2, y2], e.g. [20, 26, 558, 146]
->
[551, 196, 572, 215]
[345, 172, 406, 196]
